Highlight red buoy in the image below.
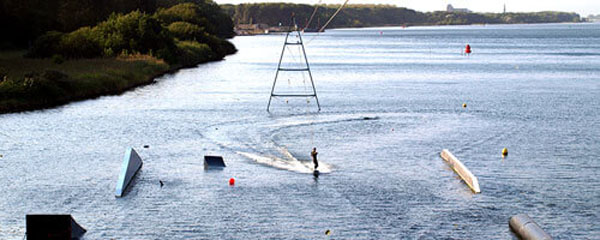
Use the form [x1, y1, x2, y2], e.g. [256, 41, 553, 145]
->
[229, 178, 235, 186]
[465, 44, 472, 54]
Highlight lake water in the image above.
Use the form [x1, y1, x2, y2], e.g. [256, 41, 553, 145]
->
[1, 23, 599, 239]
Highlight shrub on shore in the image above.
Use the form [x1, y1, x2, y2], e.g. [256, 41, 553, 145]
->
[27, 11, 176, 61]
[96, 11, 175, 58]
[175, 41, 213, 66]
[166, 21, 236, 59]
[60, 27, 102, 58]
[168, 21, 207, 42]
[155, 2, 234, 38]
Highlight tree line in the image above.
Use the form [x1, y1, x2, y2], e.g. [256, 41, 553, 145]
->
[220, 3, 581, 29]
[0, 0, 234, 50]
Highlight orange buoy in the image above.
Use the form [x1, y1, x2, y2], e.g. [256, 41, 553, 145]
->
[465, 44, 472, 55]
[229, 178, 235, 185]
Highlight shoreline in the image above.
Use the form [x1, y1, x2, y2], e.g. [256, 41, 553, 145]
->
[234, 21, 589, 36]
[0, 53, 232, 115]
[330, 21, 593, 31]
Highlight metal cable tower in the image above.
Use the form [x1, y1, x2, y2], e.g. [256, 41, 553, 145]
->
[267, 16, 321, 112]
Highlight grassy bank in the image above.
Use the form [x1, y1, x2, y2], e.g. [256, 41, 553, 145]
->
[0, 51, 172, 114]
[1, 1, 236, 114]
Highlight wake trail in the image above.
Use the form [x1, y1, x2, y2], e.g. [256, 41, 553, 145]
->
[236, 151, 332, 174]
[201, 112, 386, 175]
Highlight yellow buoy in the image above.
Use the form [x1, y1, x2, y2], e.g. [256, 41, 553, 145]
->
[502, 148, 508, 157]
[462, 103, 467, 108]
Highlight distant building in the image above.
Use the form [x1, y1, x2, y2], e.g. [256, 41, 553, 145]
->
[236, 23, 269, 31]
[447, 4, 472, 13]
[587, 14, 600, 22]
[235, 24, 270, 35]
[234, 23, 294, 36]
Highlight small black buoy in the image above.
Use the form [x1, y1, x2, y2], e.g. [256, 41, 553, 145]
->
[159, 180, 164, 187]
[143, 145, 149, 149]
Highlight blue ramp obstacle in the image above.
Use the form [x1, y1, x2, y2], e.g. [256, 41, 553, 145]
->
[115, 147, 143, 197]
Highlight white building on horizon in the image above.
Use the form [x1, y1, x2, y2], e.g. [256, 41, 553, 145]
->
[447, 4, 472, 13]
[587, 14, 600, 22]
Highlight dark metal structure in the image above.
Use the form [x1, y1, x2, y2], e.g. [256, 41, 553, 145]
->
[267, 17, 321, 112]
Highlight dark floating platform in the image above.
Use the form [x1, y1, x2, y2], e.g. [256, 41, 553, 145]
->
[26, 214, 86, 240]
[204, 155, 226, 169]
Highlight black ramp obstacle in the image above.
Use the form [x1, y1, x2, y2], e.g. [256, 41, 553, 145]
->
[26, 214, 86, 240]
[204, 155, 226, 169]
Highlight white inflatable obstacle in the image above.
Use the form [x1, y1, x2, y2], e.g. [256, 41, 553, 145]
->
[115, 147, 143, 197]
[440, 149, 480, 193]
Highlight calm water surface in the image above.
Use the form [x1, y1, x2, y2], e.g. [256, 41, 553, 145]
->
[1, 23, 599, 239]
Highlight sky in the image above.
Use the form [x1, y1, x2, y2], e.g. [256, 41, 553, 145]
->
[214, 0, 600, 16]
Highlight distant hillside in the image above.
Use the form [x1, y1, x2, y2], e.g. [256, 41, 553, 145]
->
[220, 3, 581, 29]
[220, 4, 428, 29]
[429, 11, 582, 25]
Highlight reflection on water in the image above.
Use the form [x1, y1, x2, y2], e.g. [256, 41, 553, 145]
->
[1, 23, 599, 239]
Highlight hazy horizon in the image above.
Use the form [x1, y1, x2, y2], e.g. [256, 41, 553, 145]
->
[214, 0, 600, 17]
